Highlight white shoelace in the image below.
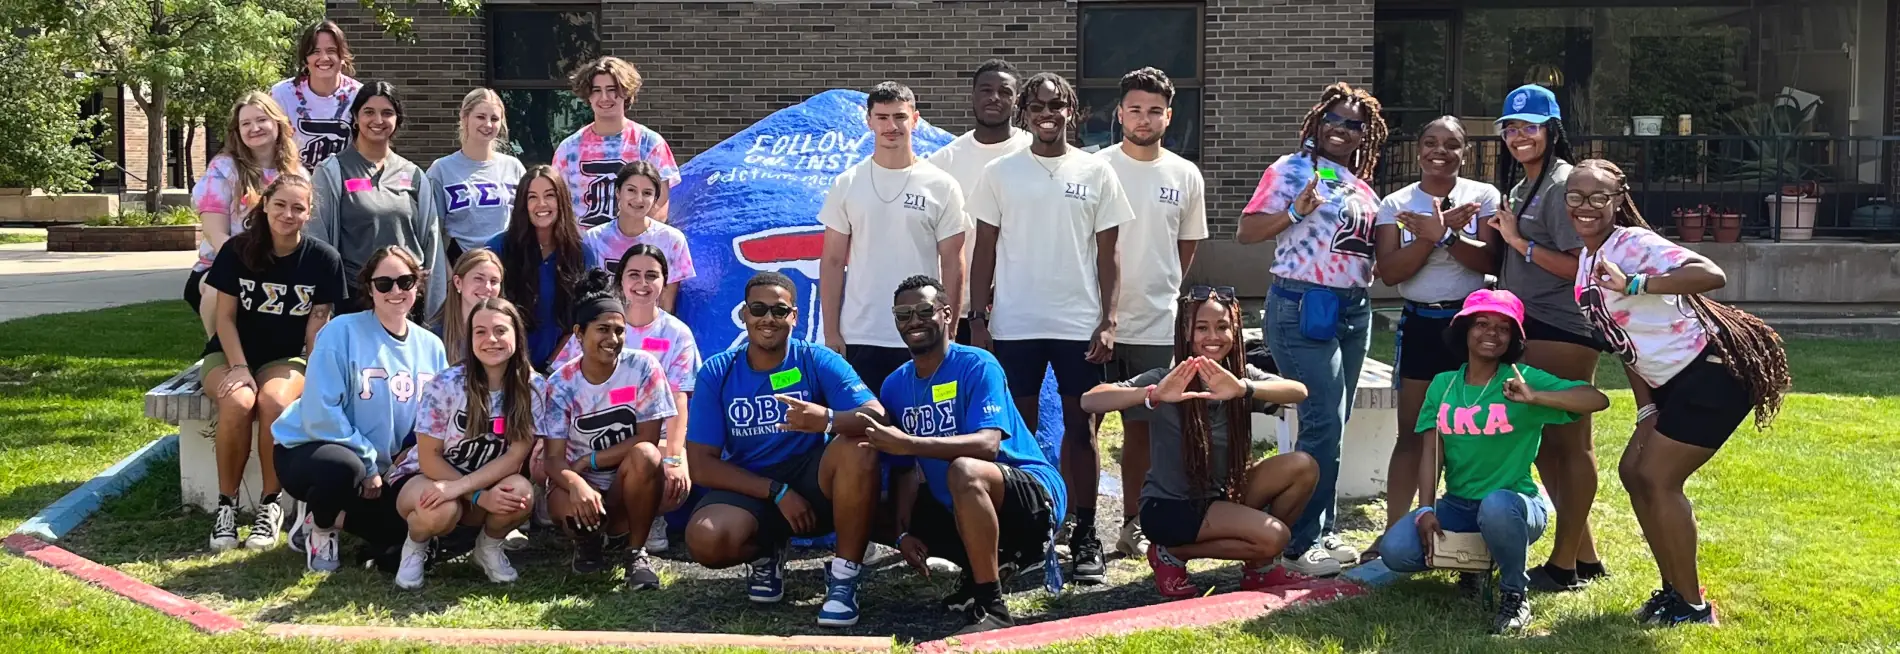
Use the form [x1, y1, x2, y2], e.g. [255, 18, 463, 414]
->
[214, 505, 238, 536]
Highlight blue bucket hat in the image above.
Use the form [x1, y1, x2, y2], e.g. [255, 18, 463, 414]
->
[1498, 84, 1561, 125]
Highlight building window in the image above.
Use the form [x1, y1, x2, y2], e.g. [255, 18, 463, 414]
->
[1076, 3, 1205, 161]
[488, 6, 600, 164]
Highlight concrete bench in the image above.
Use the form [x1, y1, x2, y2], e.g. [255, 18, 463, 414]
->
[145, 362, 273, 512]
[1246, 351, 1399, 502]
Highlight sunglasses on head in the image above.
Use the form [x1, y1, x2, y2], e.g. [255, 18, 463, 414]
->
[891, 302, 942, 321]
[370, 274, 418, 293]
[1187, 285, 1237, 302]
[1322, 112, 1366, 133]
[746, 302, 793, 319]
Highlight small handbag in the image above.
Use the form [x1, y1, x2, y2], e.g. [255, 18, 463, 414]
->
[1430, 531, 1493, 572]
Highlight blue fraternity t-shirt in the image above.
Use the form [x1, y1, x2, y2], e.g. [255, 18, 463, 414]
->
[485, 233, 604, 368]
[878, 344, 1067, 520]
[687, 339, 875, 473]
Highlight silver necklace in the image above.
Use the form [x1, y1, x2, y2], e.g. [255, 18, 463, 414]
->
[1455, 366, 1500, 408]
[1032, 150, 1068, 179]
[869, 160, 914, 204]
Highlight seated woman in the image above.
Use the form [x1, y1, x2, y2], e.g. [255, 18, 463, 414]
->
[1080, 286, 1316, 599]
[1372, 288, 1609, 635]
[272, 245, 449, 573]
[201, 174, 344, 551]
[387, 298, 549, 589]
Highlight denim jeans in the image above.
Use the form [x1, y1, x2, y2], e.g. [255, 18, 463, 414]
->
[1266, 277, 1371, 555]
[1379, 490, 1552, 593]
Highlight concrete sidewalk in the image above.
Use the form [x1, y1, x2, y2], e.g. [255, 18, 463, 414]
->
[0, 242, 195, 323]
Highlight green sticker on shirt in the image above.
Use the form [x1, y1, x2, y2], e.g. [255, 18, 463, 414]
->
[770, 368, 803, 391]
[1317, 168, 1339, 181]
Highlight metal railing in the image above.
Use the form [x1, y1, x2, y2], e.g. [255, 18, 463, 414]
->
[1374, 135, 1900, 242]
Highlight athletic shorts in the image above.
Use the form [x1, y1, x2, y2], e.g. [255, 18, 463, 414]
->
[1652, 347, 1752, 450]
[183, 268, 208, 312]
[1139, 496, 1216, 549]
[955, 318, 973, 346]
[845, 344, 912, 395]
[994, 338, 1102, 397]
[198, 351, 306, 382]
[1104, 343, 1174, 421]
[1395, 301, 1464, 383]
[908, 462, 1055, 571]
[1523, 315, 1604, 351]
[693, 444, 832, 546]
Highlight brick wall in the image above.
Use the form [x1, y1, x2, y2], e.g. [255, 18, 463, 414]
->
[325, 3, 487, 167]
[118, 89, 209, 192]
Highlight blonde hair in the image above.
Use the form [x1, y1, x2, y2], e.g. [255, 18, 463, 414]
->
[217, 91, 302, 205]
[440, 248, 504, 364]
[569, 57, 644, 106]
[457, 88, 510, 152]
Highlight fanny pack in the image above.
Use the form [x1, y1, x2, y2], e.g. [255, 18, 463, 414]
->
[1273, 284, 1343, 341]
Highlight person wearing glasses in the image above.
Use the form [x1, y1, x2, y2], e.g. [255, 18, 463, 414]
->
[683, 271, 888, 627]
[1486, 84, 1608, 592]
[1081, 285, 1315, 599]
[1235, 82, 1389, 577]
[272, 245, 449, 574]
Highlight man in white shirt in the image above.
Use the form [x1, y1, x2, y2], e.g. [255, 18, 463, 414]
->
[819, 82, 969, 390]
[1095, 67, 1208, 560]
[925, 59, 1032, 344]
[967, 72, 1135, 585]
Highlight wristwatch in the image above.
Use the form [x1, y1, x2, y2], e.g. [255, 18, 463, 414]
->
[661, 455, 684, 468]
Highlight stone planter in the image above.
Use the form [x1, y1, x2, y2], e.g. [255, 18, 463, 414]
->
[47, 224, 197, 252]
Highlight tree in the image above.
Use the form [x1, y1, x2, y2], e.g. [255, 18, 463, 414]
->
[352, 0, 481, 42]
[0, 29, 103, 193]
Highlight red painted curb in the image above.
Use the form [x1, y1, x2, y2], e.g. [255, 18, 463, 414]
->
[263, 624, 894, 651]
[916, 579, 1365, 653]
[3, 533, 245, 634]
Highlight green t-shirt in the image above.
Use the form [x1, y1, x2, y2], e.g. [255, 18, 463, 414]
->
[1417, 364, 1586, 499]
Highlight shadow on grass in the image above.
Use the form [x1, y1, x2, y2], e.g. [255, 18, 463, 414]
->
[1233, 577, 1666, 653]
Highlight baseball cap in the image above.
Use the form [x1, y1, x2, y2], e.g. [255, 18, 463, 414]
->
[1498, 84, 1561, 125]
[1454, 288, 1526, 336]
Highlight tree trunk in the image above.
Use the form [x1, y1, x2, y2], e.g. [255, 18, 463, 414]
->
[144, 85, 166, 212]
[182, 117, 198, 188]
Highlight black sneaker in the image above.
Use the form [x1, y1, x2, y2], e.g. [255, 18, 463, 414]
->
[1526, 563, 1584, 592]
[605, 531, 631, 555]
[1577, 560, 1610, 582]
[571, 532, 607, 574]
[940, 574, 977, 613]
[208, 500, 240, 552]
[1071, 534, 1106, 585]
[624, 548, 661, 590]
[430, 525, 478, 569]
[1650, 593, 1719, 627]
[954, 603, 1016, 635]
[1491, 590, 1531, 635]
[1633, 587, 1677, 623]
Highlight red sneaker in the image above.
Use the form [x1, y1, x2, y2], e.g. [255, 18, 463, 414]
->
[1146, 546, 1200, 599]
[1242, 563, 1313, 591]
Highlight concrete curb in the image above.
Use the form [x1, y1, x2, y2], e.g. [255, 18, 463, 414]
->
[14, 434, 177, 542]
[915, 579, 1365, 653]
[262, 624, 894, 650]
[3, 533, 245, 633]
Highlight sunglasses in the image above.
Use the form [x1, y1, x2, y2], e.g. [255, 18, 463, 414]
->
[1187, 285, 1237, 302]
[1321, 112, 1366, 133]
[1564, 190, 1625, 209]
[370, 274, 419, 293]
[1027, 99, 1070, 113]
[746, 302, 793, 319]
[891, 302, 943, 321]
[1501, 123, 1545, 141]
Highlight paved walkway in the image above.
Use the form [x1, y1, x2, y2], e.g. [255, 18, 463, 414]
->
[0, 242, 194, 323]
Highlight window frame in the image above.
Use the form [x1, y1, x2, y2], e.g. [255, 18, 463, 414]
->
[484, 2, 603, 92]
[1075, 1, 1207, 160]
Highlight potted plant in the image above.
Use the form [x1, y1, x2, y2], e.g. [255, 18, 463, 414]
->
[1711, 206, 1743, 243]
[1673, 205, 1709, 242]
[1768, 181, 1821, 241]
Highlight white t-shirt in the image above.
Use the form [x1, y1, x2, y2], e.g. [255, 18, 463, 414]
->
[967, 148, 1137, 341]
[1097, 145, 1208, 346]
[1576, 226, 1712, 388]
[1374, 178, 1502, 304]
[926, 128, 1032, 316]
[816, 157, 967, 348]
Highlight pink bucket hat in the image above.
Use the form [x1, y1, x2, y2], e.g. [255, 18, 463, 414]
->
[1455, 289, 1526, 336]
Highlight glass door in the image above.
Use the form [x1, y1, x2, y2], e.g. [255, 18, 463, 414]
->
[1374, 10, 1455, 139]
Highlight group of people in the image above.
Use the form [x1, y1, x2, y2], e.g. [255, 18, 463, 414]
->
[178, 18, 1790, 638]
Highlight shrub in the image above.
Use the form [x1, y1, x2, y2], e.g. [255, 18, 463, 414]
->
[85, 207, 200, 227]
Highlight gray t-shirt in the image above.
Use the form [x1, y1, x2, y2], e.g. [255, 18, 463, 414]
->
[308, 149, 447, 319]
[1500, 162, 1590, 336]
[1375, 178, 1502, 304]
[1119, 364, 1282, 502]
[426, 151, 525, 251]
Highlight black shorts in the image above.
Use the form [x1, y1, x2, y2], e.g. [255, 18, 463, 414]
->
[1652, 347, 1752, 450]
[1523, 315, 1604, 351]
[1139, 496, 1214, 548]
[993, 339, 1102, 397]
[1395, 301, 1464, 382]
[955, 318, 972, 346]
[1104, 344, 1174, 421]
[844, 344, 912, 394]
[908, 462, 1055, 571]
[693, 444, 833, 546]
[183, 268, 208, 312]
[445, 239, 468, 267]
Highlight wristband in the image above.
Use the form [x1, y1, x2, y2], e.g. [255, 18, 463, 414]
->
[824, 408, 836, 434]
[1418, 506, 1435, 515]
[771, 481, 789, 504]
[1524, 241, 1537, 262]
[1627, 273, 1646, 296]
[1636, 403, 1659, 423]
[1287, 206, 1306, 224]
[471, 490, 482, 505]
[1244, 381, 1257, 401]
[897, 531, 912, 546]
[1436, 230, 1456, 247]
[589, 452, 598, 471]
[1143, 384, 1157, 410]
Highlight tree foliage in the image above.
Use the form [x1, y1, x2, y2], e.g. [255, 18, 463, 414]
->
[353, 0, 482, 42]
[0, 29, 103, 192]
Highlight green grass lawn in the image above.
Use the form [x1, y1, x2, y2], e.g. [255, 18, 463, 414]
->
[6, 302, 1900, 652]
[0, 232, 46, 245]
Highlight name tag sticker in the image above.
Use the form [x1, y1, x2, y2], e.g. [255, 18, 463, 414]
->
[609, 386, 639, 405]
[641, 337, 671, 352]
[932, 381, 958, 403]
[770, 368, 802, 391]
[344, 178, 373, 193]
[1316, 168, 1339, 181]
[491, 417, 505, 434]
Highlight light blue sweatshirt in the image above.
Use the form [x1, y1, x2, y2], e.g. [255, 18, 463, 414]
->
[272, 311, 449, 476]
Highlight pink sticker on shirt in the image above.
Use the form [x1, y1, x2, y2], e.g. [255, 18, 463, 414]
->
[641, 337, 670, 352]
[609, 386, 639, 405]
[345, 178, 372, 193]
[388, 171, 414, 191]
[491, 417, 505, 434]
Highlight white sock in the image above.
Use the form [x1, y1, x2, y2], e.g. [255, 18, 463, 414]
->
[830, 558, 861, 579]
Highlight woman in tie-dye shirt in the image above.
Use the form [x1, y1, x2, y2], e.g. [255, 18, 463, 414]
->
[1234, 82, 1388, 578]
[186, 92, 302, 337]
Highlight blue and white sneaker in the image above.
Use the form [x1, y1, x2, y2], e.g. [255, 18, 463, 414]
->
[746, 542, 787, 603]
[816, 559, 863, 627]
[286, 502, 310, 554]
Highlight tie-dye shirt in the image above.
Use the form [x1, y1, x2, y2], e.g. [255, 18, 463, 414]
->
[1575, 226, 1711, 388]
[545, 347, 678, 490]
[1243, 153, 1380, 289]
[389, 365, 561, 484]
[551, 309, 701, 394]
[580, 219, 697, 283]
[270, 75, 362, 170]
[551, 122, 682, 227]
[190, 157, 280, 271]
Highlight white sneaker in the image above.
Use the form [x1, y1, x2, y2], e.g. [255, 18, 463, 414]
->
[501, 528, 529, 552]
[926, 557, 962, 575]
[245, 499, 284, 550]
[1320, 534, 1360, 565]
[1115, 519, 1150, 558]
[286, 501, 308, 554]
[306, 525, 341, 573]
[472, 532, 518, 583]
[209, 502, 240, 552]
[646, 517, 669, 553]
[395, 538, 428, 589]
[532, 492, 553, 528]
[1281, 547, 1343, 577]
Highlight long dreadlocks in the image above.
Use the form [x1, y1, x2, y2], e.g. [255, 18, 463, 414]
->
[1509, 119, 1576, 216]
[1298, 82, 1388, 180]
[1577, 159, 1791, 428]
[1173, 297, 1254, 503]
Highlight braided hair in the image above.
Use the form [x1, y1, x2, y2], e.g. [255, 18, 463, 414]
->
[1509, 119, 1576, 216]
[1172, 297, 1253, 503]
[1297, 82, 1388, 180]
[1576, 160, 1790, 428]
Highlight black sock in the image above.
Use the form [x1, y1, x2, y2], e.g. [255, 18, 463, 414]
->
[1074, 509, 1097, 540]
[973, 581, 1001, 606]
[218, 494, 238, 507]
[1577, 560, 1607, 579]
[259, 491, 280, 505]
